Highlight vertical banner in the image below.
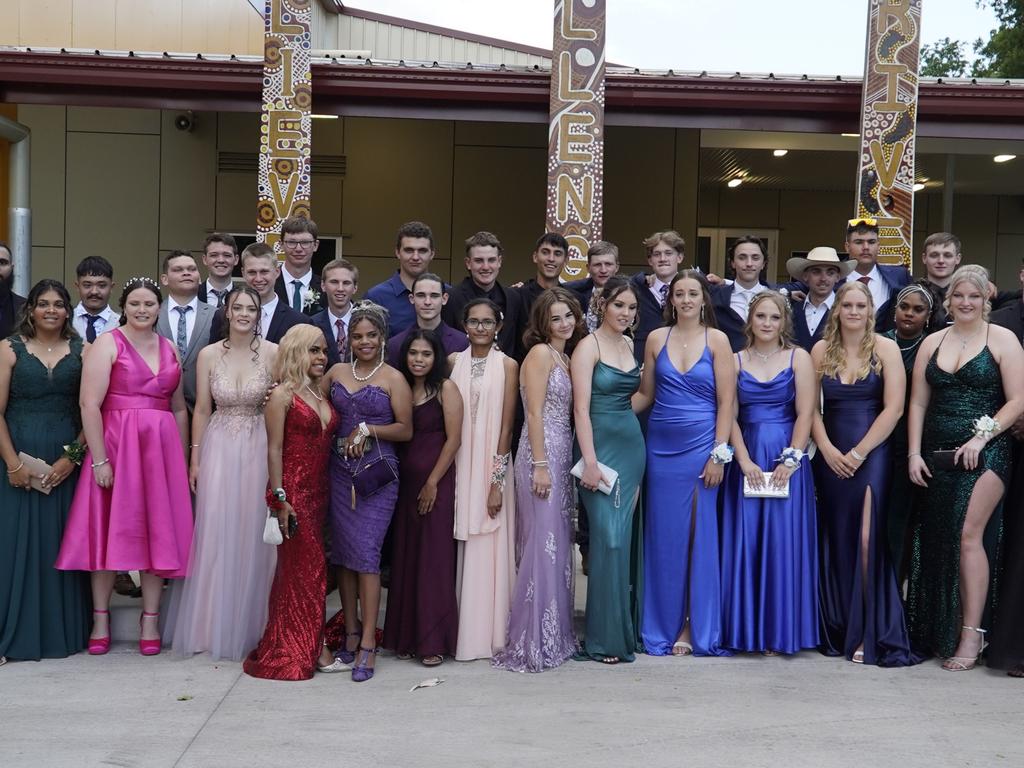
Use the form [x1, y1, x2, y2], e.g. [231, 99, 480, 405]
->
[257, 0, 313, 253]
[855, 0, 922, 266]
[546, 0, 606, 281]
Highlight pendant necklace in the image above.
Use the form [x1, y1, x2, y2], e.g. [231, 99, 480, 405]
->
[952, 326, 982, 350]
[751, 345, 782, 362]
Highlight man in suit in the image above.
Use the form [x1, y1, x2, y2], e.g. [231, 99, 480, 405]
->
[198, 232, 239, 308]
[710, 235, 779, 352]
[157, 250, 216, 411]
[366, 221, 437, 337]
[841, 217, 910, 333]
[443, 231, 523, 357]
[992, 258, 1024, 345]
[310, 257, 359, 369]
[386, 272, 469, 367]
[0, 241, 25, 340]
[629, 230, 685, 363]
[71, 255, 119, 342]
[786, 247, 854, 351]
[274, 216, 325, 316]
[565, 240, 620, 332]
[210, 242, 312, 344]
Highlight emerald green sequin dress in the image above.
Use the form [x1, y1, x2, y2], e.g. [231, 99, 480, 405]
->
[907, 337, 1010, 658]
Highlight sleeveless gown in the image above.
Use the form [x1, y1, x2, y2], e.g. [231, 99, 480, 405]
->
[164, 358, 277, 661]
[493, 363, 577, 672]
[382, 394, 458, 659]
[907, 339, 1010, 658]
[642, 334, 728, 656]
[720, 353, 819, 654]
[577, 354, 645, 662]
[56, 329, 192, 579]
[244, 396, 337, 680]
[0, 337, 90, 660]
[813, 369, 919, 665]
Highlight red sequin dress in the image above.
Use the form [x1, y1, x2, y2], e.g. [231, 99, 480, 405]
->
[243, 396, 337, 681]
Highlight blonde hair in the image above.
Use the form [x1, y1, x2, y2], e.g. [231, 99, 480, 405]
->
[819, 281, 881, 381]
[274, 324, 327, 395]
[742, 291, 795, 350]
[944, 264, 991, 322]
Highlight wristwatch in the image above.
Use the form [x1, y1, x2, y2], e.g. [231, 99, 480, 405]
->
[352, 421, 371, 447]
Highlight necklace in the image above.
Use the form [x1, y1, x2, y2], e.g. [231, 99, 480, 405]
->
[352, 357, 384, 382]
[751, 345, 782, 362]
[952, 325, 983, 350]
[305, 384, 323, 402]
[895, 333, 924, 353]
[30, 337, 59, 353]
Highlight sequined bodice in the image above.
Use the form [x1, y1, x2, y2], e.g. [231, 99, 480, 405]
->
[4, 336, 83, 433]
[521, 363, 571, 431]
[925, 346, 1008, 451]
[208, 357, 273, 435]
[469, 354, 487, 422]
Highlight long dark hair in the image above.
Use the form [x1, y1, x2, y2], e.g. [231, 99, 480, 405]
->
[118, 277, 163, 327]
[398, 328, 448, 398]
[16, 279, 76, 340]
[221, 284, 263, 362]
[664, 269, 717, 329]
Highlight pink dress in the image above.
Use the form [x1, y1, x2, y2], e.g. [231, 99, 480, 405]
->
[56, 329, 193, 578]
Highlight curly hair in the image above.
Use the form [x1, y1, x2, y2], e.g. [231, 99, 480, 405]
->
[348, 300, 390, 362]
[220, 285, 263, 362]
[944, 265, 991, 322]
[274, 324, 327, 396]
[742, 291, 794, 350]
[819, 281, 880, 381]
[522, 286, 585, 353]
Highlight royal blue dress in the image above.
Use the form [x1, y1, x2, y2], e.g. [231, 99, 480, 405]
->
[721, 352, 819, 654]
[813, 369, 920, 666]
[641, 329, 728, 656]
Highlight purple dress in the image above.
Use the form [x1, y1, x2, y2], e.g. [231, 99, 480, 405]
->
[493, 363, 577, 672]
[328, 382, 399, 573]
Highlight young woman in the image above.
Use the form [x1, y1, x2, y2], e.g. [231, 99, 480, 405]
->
[494, 287, 584, 672]
[0, 280, 90, 664]
[634, 270, 734, 657]
[382, 329, 463, 667]
[324, 302, 413, 682]
[243, 325, 342, 680]
[907, 265, 1024, 671]
[810, 281, 917, 666]
[165, 286, 278, 661]
[449, 298, 518, 661]
[721, 291, 818, 655]
[56, 277, 192, 657]
[571, 277, 645, 664]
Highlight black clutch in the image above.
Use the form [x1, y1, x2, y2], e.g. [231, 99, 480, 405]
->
[931, 449, 987, 472]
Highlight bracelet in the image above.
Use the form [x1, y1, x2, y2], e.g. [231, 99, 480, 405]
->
[490, 452, 511, 488]
[62, 441, 87, 466]
[777, 447, 804, 469]
[190, 443, 200, 448]
[6, 461, 24, 475]
[908, 452, 921, 459]
[850, 448, 866, 462]
[710, 443, 734, 465]
[973, 415, 1000, 441]
[91, 458, 110, 469]
[531, 460, 549, 467]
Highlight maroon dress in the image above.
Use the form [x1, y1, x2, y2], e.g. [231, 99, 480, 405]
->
[243, 396, 337, 681]
[382, 395, 458, 658]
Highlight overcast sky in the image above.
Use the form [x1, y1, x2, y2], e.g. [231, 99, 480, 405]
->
[356, 0, 998, 75]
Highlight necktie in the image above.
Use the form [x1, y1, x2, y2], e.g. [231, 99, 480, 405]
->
[291, 280, 303, 312]
[335, 318, 346, 359]
[858, 276, 871, 285]
[210, 288, 225, 308]
[85, 314, 100, 343]
[174, 305, 192, 358]
[658, 283, 669, 307]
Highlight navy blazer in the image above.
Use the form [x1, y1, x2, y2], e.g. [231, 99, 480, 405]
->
[564, 276, 595, 310]
[790, 299, 830, 352]
[274, 271, 324, 316]
[629, 272, 666, 364]
[310, 308, 346, 369]
[209, 300, 312, 345]
[868, 264, 911, 333]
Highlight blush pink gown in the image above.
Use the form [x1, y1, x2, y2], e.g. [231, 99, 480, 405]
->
[56, 329, 193, 579]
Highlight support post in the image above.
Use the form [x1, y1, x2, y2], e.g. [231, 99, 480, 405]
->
[0, 115, 30, 296]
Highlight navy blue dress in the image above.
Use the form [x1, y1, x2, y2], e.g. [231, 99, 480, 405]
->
[813, 369, 920, 665]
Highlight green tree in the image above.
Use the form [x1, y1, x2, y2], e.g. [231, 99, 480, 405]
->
[971, 0, 1024, 77]
[920, 37, 970, 77]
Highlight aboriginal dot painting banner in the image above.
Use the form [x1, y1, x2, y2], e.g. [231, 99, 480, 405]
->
[258, 0, 313, 253]
[856, 0, 922, 267]
[546, 0, 606, 281]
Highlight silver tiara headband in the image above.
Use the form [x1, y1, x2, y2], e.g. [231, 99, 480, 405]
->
[124, 276, 160, 289]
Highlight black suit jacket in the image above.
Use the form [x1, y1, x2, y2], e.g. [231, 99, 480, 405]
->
[791, 299, 830, 352]
[871, 264, 912, 333]
[0, 285, 26, 340]
[443, 277, 523, 360]
[564, 276, 595, 310]
[710, 283, 781, 353]
[274, 271, 324, 316]
[209, 300, 313, 345]
[310, 308, 347, 368]
[628, 272, 666, 364]
[991, 299, 1024, 346]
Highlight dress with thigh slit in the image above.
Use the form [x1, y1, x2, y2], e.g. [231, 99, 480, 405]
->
[813, 367, 920, 665]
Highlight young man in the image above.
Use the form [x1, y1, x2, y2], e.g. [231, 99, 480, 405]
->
[0, 241, 25, 340]
[310, 258, 359, 368]
[991, 257, 1024, 345]
[199, 233, 239, 307]
[366, 221, 436, 337]
[443, 231, 523, 356]
[71, 255, 119, 342]
[274, 216, 324, 316]
[157, 250, 216, 410]
[386, 272, 469, 367]
[710, 235, 777, 351]
[565, 240, 620, 332]
[841, 217, 910, 332]
[786, 247, 854, 351]
[517, 232, 569, 312]
[210, 243, 311, 344]
[629, 230, 686, 363]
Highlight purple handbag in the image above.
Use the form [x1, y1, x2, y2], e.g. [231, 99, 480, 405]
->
[337, 437, 398, 497]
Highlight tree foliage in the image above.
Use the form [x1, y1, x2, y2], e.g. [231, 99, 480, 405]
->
[919, 1, 1024, 79]
[920, 37, 970, 77]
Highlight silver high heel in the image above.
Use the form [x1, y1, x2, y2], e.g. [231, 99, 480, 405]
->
[942, 625, 987, 671]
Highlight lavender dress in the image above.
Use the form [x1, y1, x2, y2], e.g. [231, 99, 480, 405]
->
[493, 361, 577, 672]
[328, 382, 399, 573]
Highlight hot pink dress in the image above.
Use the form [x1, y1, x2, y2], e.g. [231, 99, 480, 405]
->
[56, 329, 193, 578]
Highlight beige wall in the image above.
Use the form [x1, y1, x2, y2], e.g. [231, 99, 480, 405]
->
[0, 0, 263, 54]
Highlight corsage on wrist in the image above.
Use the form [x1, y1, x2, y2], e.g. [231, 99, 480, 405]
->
[973, 415, 1000, 442]
[265, 487, 287, 511]
[710, 443, 734, 465]
[491, 452, 511, 488]
[62, 441, 87, 466]
[777, 447, 804, 469]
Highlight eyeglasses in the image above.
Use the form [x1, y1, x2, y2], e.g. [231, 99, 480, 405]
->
[283, 239, 317, 249]
[847, 217, 877, 228]
[465, 318, 497, 329]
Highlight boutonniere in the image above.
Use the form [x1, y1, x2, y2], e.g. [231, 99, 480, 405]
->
[303, 289, 321, 311]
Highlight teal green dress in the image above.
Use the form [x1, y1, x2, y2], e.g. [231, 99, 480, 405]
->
[0, 336, 90, 660]
[576, 356, 645, 662]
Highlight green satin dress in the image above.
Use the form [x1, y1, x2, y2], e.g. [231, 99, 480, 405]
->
[576, 358, 645, 662]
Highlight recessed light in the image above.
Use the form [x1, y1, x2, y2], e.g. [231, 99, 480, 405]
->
[913, 183, 925, 192]
[310, 114, 339, 120]
[727, 178, 743, 188]
[772, 149, 788, 157]
[994, 154, 1016, 163]
[841, 133, 859, 137]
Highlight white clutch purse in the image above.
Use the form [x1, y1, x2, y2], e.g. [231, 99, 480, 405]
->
[570, 458, 619, 495]
[263, 508, 283, 545]
[743, 472, 789, 499]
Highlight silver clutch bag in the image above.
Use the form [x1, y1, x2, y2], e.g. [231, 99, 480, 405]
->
[743, 472, 789, 499]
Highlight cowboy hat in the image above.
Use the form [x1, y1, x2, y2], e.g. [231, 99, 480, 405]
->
[786, 246, 855, 280]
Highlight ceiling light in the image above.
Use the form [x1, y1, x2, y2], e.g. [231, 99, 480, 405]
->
[310, 114, 339, 120]
[727, 178, 743, 188]
[841, 133, 859, 137]
[913, 183, 925, 192]
[994, 154, 1016, 163]
[772, 149, 788, 157]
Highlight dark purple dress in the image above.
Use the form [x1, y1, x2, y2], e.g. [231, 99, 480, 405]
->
[382, 395, 458, 658]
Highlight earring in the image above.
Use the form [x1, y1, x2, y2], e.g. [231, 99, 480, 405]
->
[700, 305, 706, 323]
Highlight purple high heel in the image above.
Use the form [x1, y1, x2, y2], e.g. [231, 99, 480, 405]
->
[351, 647, 377, 682]
[334, 631, 360, 665]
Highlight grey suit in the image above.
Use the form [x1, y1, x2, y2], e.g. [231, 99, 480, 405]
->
[156, 298, 215, 411]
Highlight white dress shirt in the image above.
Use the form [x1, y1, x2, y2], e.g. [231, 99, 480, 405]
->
[846, 265, 888, 313]
[260, 294, 279, 339]
[649, 277, 670, 307]
[203, 279, 232, 307]
[165, 296, 199, 348]
[72, 303, 118, 340]
[730, 282, 767, 320]
[282, 266, 313, 309]
[328, 306, 352, 343]
[804, 291, 836, 336]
